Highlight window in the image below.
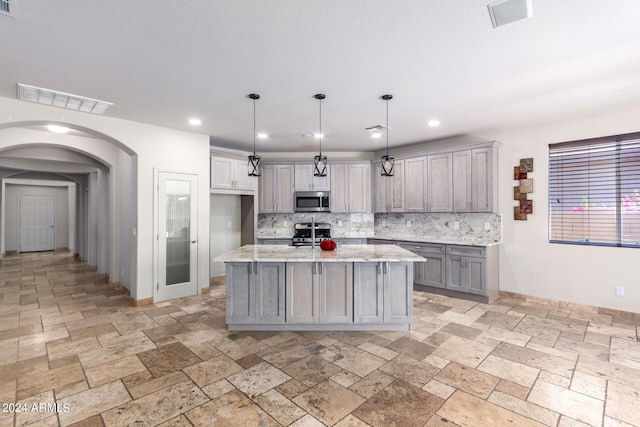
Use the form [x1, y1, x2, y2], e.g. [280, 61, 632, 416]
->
[0, 0, 10, 15]
[549, 132, 640, 247]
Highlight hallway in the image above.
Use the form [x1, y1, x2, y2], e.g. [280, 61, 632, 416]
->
[1, 252, 639, 426]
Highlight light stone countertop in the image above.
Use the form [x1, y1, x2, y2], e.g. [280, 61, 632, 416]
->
[213, 244, 426, 263]
[257, 236, 501, 247]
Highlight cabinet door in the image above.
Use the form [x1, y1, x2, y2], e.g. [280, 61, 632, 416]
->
[211, 157, 235, 189]
[330, 164, 349, 212]
[294, 164, 313, 191]
[286, 262, 319, 323]
[418, 254, 446, 288]
[452, 151, 472, 212]
[384, 262, 412, 323]
[259, 165, 276, 213]
[466, 257, 486, 295]
[255, 263, 286, 323]
[405, 157, 427, 212]
[445, 255, 465, 292]
[318, 262, 353, 323]
[348, 164, 370, 213]
[234, 158, 253, 190]
[353, 263, 384, 323]
[226, 263, 255, 323]
[471, 148, 495, 212]
[275, 165, 295, 213]
[427, 153, 453, 212]
[389, 160, 405, 212]
[373, 163, 390, 213]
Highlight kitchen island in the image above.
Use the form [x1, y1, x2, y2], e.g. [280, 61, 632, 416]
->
[214, 244, 425, 331]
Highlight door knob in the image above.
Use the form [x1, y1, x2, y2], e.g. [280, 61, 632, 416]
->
[191, 240, 197, 244]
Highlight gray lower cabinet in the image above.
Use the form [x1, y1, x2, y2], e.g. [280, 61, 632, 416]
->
[398, 243, 446, 289]
[445, 245, 492, 297]
[286, 262, 353, 324]
[353, 261, 412, 324]
[258, 238, 293, 245]
[226, 262, 286, 324]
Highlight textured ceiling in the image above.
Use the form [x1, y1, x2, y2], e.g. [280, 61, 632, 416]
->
[1, 0, 640, 153]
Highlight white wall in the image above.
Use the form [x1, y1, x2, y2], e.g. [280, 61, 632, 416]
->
[210, 194, 241, 277]
[5, 184, 69, 251]
[478, 104, 640, 313]
[0, 97, 210, 301]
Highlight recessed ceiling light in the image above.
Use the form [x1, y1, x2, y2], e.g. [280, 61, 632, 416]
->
[257, 133, 268, 139]
[188, 118, 202, 126]
[313, 133, 324, 139]
[47, 124, 70, 134]
[371, 132, 382, 139]
[427, 119, 441, 127]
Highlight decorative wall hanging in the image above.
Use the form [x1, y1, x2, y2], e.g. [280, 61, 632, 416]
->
[514, 158, 533, 220]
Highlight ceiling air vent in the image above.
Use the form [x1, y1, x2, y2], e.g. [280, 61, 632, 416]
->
[17, 83, 114, 115]
[1, 0, 11, 15]
[487, 0, 532, 28]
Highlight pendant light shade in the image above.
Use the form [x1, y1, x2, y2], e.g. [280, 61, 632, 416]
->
[380, 94, 394, 176]
[247, 93, 262, 177]
[313, 93, 327, 177]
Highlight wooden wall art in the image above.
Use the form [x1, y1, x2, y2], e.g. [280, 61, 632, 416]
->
[514, 158, 533, 220]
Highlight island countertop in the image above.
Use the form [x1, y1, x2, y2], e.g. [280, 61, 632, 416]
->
[213, 244, 426, 263]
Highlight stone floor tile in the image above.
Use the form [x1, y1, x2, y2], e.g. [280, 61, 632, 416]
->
[576, 356, 640, 389]
[432, 335, 494, 368]
[422, 379, 456, 400]
[488, 390, 560, 427]
[330, 370, 361, 388]
[276, 378, 309, 399]
[435, 362, 499, 399]
[155, 415, 192, 427]
[424, 414, 463, 427]
[609, 337, 640, 370]
[127, 371, 189, 399]
[554, 336, 610, 360]
[570, 371, 607, 400]
[357, 341, 398, 360]
[384, 336, 436, 360]
[527, 380, 603, 426]
[538, 371, 571, 388]
[227, 361, 291, 398]
[526, 341, 579, 362]
[477, 354, 539, 388]
[492, 342, 576, 378]
[253, 389, 306, 426]
[438, 322, 484, 340]
[438, 390, 546, 427]
[353, 379, 444, 427]
[67, 414, 105, 427]
[423, 354, 450, 369]
[13, 390, 56, 427]
[318, 341, 386, 377]
[182, 354, 243, 387]
[605, 381, 640, 426]
[603, 416, 636, 427]
[289, 414, 326, 427]
[379, 354, 440, 388]
[200, 378, 235, 399]
[494, 379, 530, 400]
[0, 337, 18, 367]
[136, 341, 201, 377]
[101, 380, 208, 427]
[587, 324, 637, 340]
[293, 379, 366, 426]
[477, 326, 531, 347]
[186, 389, 278, 427]
[348, 370, 396, 399]
[17, 362, 85, 400]
[57, 380, 131, 427]
[333, 414, 372, 427]
[83, 354, 146, 387]
[78, 334, 156, 369]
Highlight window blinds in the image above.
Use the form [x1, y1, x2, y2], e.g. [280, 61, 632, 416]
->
[548, 133, 640, 247]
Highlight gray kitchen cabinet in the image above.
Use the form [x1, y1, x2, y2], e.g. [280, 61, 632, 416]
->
[294, 164, 331, 191]
[333, 238, 367, 245]
[259, 164, 294, 213]
[373, 160, 405, 212]
[211, 155, 253, 191]
[451, 147, 497, 212]
[226, 262, 286, 324]
[427, 153, 453, 212]
[331, 163, 371, 213]
[398, 242, 446, 289]
[258, 238, 293, 245]
[445, 245, 487, 296]
[353, 261, 412, 324]
[285, 262, 353, 323]
[404, 156, 428, 212]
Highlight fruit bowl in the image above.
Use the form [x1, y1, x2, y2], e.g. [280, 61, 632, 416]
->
[319, 239, 337, 251]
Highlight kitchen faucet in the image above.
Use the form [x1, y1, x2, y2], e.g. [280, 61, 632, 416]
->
[311, 216, 315, 249]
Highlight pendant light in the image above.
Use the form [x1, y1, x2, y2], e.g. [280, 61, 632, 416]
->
[380, 94, 394, 176]
[247, 93, 261, 177]
[313, 93, 328, 177]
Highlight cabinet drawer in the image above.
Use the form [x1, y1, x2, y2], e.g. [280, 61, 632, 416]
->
[368, 239, 395, 245]
[446, 245, 486, 257]
[398, 242, 445, 255]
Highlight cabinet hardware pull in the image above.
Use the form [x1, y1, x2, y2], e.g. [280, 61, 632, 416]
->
[312, 262, 316, 275]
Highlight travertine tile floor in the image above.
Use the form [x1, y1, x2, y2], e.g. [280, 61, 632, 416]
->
[1, 252, 639, 427]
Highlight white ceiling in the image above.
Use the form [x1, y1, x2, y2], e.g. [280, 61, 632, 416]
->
[2, 0, 640, 153]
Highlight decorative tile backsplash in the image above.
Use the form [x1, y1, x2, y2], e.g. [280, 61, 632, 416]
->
[258, 212, 502, 245]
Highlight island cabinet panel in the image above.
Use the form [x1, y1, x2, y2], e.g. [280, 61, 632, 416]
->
[353, 263, 384, 323]
[385, 262, 413, 323]
[286, 262, 319, 323]
[226, 262, 286, 324]
[319, 262, 353, 323]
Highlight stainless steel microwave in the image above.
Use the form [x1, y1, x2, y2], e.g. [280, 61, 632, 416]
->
[294, 191, 330, 212]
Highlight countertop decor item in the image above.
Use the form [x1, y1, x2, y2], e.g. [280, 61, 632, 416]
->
[319, 239, 337, 251]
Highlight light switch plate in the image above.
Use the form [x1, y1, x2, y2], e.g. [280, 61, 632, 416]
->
[406, 220, 412, 227]
[453, 221, 460, 229]
[484, 222, 491, 230]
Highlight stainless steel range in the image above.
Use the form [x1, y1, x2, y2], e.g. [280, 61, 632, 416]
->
[292, 222, 331, 247]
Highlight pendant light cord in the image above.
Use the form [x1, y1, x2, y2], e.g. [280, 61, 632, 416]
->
[253, 97, 257, 156]
[318, 97, 323, 155]
[386, 97, 389, 157]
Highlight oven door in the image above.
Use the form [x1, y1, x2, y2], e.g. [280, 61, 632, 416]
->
[294, 192, 330, 212]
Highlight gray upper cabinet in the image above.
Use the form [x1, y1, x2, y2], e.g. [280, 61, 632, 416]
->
[373, 160, 404, 212]
[294, 164, 331, 192]
[451, 147, 498, 213]
[259, 164, 294, 213]
[404, 157, 427, 212]
[452, 151, 472, 212]
[331, 163, 371, 213]
[427, 153, 453, 212]
[211, 156, 253, 191]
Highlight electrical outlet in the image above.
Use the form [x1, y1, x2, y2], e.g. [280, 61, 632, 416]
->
[406, 220, 412, 227]
[615, 286, 625, 297]
[284, 220, 288, 227]
[381, 219, 386, 226]
[338, 220, 343, 226]
[453, 221, 460, 230]
[484, 222, 491, 230]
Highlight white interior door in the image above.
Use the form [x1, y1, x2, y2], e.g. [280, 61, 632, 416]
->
[20, 195, 55, 252]
[157, 172, 198, 302]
